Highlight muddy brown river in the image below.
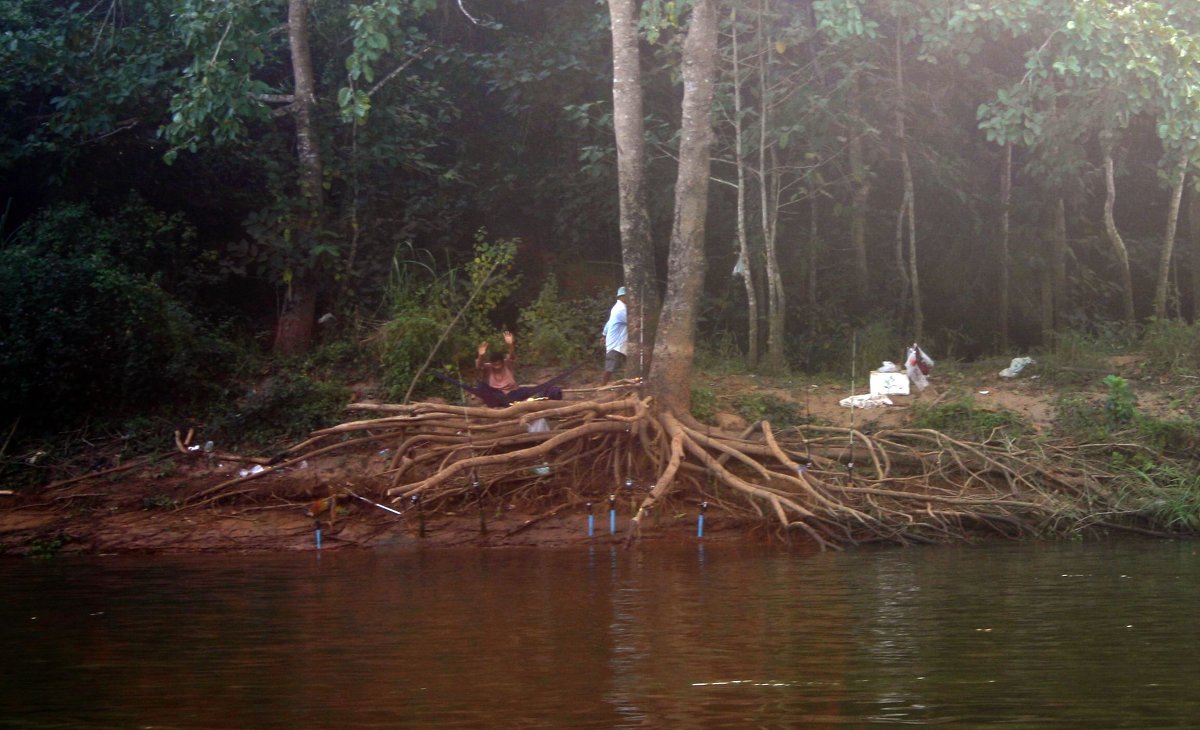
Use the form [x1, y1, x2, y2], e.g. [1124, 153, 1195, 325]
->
[2, 540, 1198, 727]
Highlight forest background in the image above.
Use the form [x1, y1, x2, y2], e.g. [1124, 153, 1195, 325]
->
[4, 0, 1200, 492]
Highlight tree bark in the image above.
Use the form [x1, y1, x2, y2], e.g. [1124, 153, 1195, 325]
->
[1190, 186, 1200, 322]
[646, 0, 718, 414]
[730, 7, 759, 367]
[807, 189, 819, 318]
[1099, 130, 1135, 327]
[1152, 156, 1188, 320]
[759, 0, 786, 371]
[848, 96, 871, 302]
[607, 0, 658, 377]
[999, 142, 1012, 352]
[275, 0, 323, 355]
[894, 15, 921, 341]
[1052, 198, 1068, 331]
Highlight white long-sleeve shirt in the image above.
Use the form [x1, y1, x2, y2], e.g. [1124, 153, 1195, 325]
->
[603, 299, 628, 355]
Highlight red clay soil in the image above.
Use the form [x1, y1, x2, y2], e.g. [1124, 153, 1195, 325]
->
[3, 355, 1189, 556]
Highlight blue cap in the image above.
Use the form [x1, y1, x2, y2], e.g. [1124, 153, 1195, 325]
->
[617, 286, 627, 296]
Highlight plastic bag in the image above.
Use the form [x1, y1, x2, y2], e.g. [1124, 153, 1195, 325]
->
[878, 361, 899, 373]
[999, 357, 1035, 378]
[526, 418, 550, 433]
[905, 343, 935, 391]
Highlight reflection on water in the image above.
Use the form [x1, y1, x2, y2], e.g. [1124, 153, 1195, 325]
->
[1, 540, 1198, 728]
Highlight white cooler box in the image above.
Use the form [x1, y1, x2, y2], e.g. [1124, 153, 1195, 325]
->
[869, 370, 910, 396]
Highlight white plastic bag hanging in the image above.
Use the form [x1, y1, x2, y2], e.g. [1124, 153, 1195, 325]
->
[905, 343, 935, 391]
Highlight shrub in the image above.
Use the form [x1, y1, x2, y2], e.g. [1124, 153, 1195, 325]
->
[734, 393, 808, 429]
[911, 397, 1028, 442]
[517, 278, 607, 365]
[1140, 319, 1200, 377]
[0, 203, 235, 430]
[211, 372, 350, 448]
[691, 386, 718, 424]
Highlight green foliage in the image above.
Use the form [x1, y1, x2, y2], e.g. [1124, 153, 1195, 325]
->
[141, 494, 179, 510]
[1140, 319, 1200, 377]
[212, 372, 350, 449]
[911, 397, 1028, 442]
[517, 278, 607, 365]
[1107, 454, 1200, 532]
[0, 202, 237, 430]
[375, 234, 521, 401]
[1103, 375, 1137, 428]
[27, 534, 67, 559]
[691, 386, 718, 425]
[694, 330, 752, 375]
[1134, 417, 1200, 456]
[1053, 394, 1109, 442]
[733, 393, 808, 429]
[462, 230, 521, 340]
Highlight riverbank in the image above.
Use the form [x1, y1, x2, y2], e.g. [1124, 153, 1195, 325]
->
[3, 354, 1197, 556]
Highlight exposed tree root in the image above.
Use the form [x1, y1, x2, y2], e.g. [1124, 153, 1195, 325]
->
[179, 393, 1188, 549]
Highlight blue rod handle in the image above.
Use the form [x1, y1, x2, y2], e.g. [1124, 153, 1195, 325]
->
[609, 509, 616, 534]
[315, 527, 322, 550]
[697, 514, 704, 539]
[588, 513, 594, 537]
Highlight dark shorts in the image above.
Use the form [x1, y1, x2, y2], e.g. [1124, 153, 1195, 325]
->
[605, 350, 626, 373]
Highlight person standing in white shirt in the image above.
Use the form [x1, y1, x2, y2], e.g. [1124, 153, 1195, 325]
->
[601, 287, 628, 385]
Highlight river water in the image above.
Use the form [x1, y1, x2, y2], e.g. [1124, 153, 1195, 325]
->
[2, 539, 1197, 728]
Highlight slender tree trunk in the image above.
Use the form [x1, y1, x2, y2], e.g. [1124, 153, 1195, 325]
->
[1040, 260, 1054, 346]
[1152, 157, 1188, 320]
[758, 0, 786, 371]
[275, 0, 322, 355]
[646, 0, 718, 414]
[894, 16, 921, 341]
[1099, 130, 1135, 327]
[849, 94, 870, 302]
[807, 189, 819, 317]
[1189, 187, 1200, 322]
[607, 0, 658, 377]
[730, 8, 759, 367]
[1052, 198, 1068, 330]
[999, 143, 1012, 352]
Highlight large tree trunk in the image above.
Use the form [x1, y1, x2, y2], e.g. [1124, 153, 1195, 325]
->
[730, 8, 759, 367]
[1099, 130, 1135, 327]
[646, 0, 718, 414]
[1152, 157, 1188, 320]
[999, 143, 1012, 352]
[607, 0, 658, 376]
[275, 0, 322, 355]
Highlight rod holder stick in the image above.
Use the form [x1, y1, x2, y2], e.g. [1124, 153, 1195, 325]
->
[587, 502, 594, 537]
[608, 494, 617, 534]
[474, 479, 486, 535]
[412, 494, 426, 538]
[315, 519, 322, 550]
[697, 501, 708, 539]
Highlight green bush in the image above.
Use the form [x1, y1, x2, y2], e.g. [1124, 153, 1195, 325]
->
[211, 372, 350, 448]
[0, 202, 235, 430]
[1053, 394, 1109, 442]
[734, 393, 808, 429]
[517, 278, 607, 365]
[1140, 319, 1200, 376]
[911, 397, 1028, 442]
[691, 386, 718, 424]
